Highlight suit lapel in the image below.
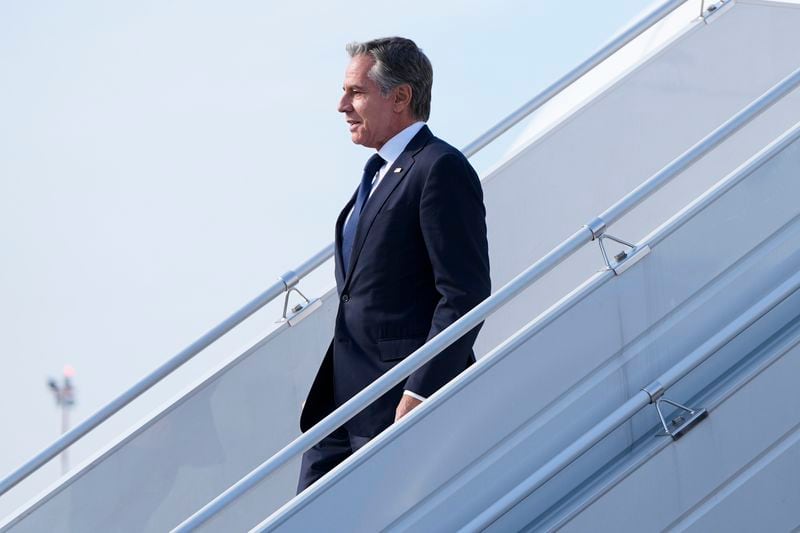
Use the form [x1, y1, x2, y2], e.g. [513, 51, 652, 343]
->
[343, 156, 413, 280]
[343, 126, 433, 288]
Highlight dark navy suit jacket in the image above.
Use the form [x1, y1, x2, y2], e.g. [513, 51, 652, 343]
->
[300, 125, 491, 438]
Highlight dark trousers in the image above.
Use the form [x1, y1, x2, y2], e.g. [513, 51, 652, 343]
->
[296, 425, 372, 494]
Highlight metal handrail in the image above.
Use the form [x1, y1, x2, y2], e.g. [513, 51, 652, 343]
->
[0, 245, 333, 497]
[172, 64, 800, 533]
[252, 116, 800, 532]
[464, 267, 800, 531]
[0, 0, 689, 499]
[252, 115, 800, 532]
[460, 0, 687, 158]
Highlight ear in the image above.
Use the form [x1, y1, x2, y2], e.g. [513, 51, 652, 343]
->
[393, 84, 413, 113]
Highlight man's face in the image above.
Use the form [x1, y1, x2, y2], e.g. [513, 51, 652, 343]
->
[338, 54, 397, 149]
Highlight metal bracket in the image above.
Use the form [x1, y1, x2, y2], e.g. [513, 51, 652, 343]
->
[654, 397, 708, 440]
[641, 380, 665, 403]
[278, 270, 300, 291]
[276, 286, 322, 327]
[584, 217, 607, 240]
[597, 232, 635, 270]
[584, 219, 650, 275]
[595, 232, 651, 275]
[701, 0, 733, 24]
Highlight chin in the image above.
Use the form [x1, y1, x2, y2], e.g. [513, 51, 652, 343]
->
[350, 128, 373, 147]
[352, 136, 371, 148]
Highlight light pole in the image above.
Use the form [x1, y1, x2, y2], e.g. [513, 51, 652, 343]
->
[47, 365, 76, 475]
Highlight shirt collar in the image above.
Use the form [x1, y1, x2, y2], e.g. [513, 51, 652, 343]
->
[377, 121, 426, 168]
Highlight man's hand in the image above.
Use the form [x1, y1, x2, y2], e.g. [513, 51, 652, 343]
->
[394, 394, 423, 422]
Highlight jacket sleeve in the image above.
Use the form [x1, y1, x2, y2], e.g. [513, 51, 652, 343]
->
[404, 152, 491, 398]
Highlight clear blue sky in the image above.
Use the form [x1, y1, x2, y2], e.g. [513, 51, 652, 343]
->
[0, 0, 659, 516]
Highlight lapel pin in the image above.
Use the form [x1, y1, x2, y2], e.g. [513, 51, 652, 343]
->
[393, 167, 402, 173]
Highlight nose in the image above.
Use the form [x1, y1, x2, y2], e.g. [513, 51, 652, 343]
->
[338, 92, 352, 114]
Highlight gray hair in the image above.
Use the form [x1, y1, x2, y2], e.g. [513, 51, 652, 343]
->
[346, 37, 433, 121]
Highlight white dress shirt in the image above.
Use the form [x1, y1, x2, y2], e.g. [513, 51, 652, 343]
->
[345, 121, 428, 403]
[344, 121, 426, 225]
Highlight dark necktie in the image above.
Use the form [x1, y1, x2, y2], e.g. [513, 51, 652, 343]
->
[342, 153, 386, 272]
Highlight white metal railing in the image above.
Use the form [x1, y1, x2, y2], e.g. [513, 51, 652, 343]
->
[172, 63, 800, 533]
[464, 267, 800, 531]
[253, 105, 800, 533]
[460, 0, 688, 157]
[0, 0, 690, 499]
[0, 247, 333, 498]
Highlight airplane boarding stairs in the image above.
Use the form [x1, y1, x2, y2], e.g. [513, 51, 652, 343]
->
[2, 1, 800, 531]
[254, 118, 800, 532]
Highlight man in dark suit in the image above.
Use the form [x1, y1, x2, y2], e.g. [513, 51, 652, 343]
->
[297, 37, 491, 493]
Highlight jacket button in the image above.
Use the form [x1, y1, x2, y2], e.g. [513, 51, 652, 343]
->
[341, 294, 350, 303]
